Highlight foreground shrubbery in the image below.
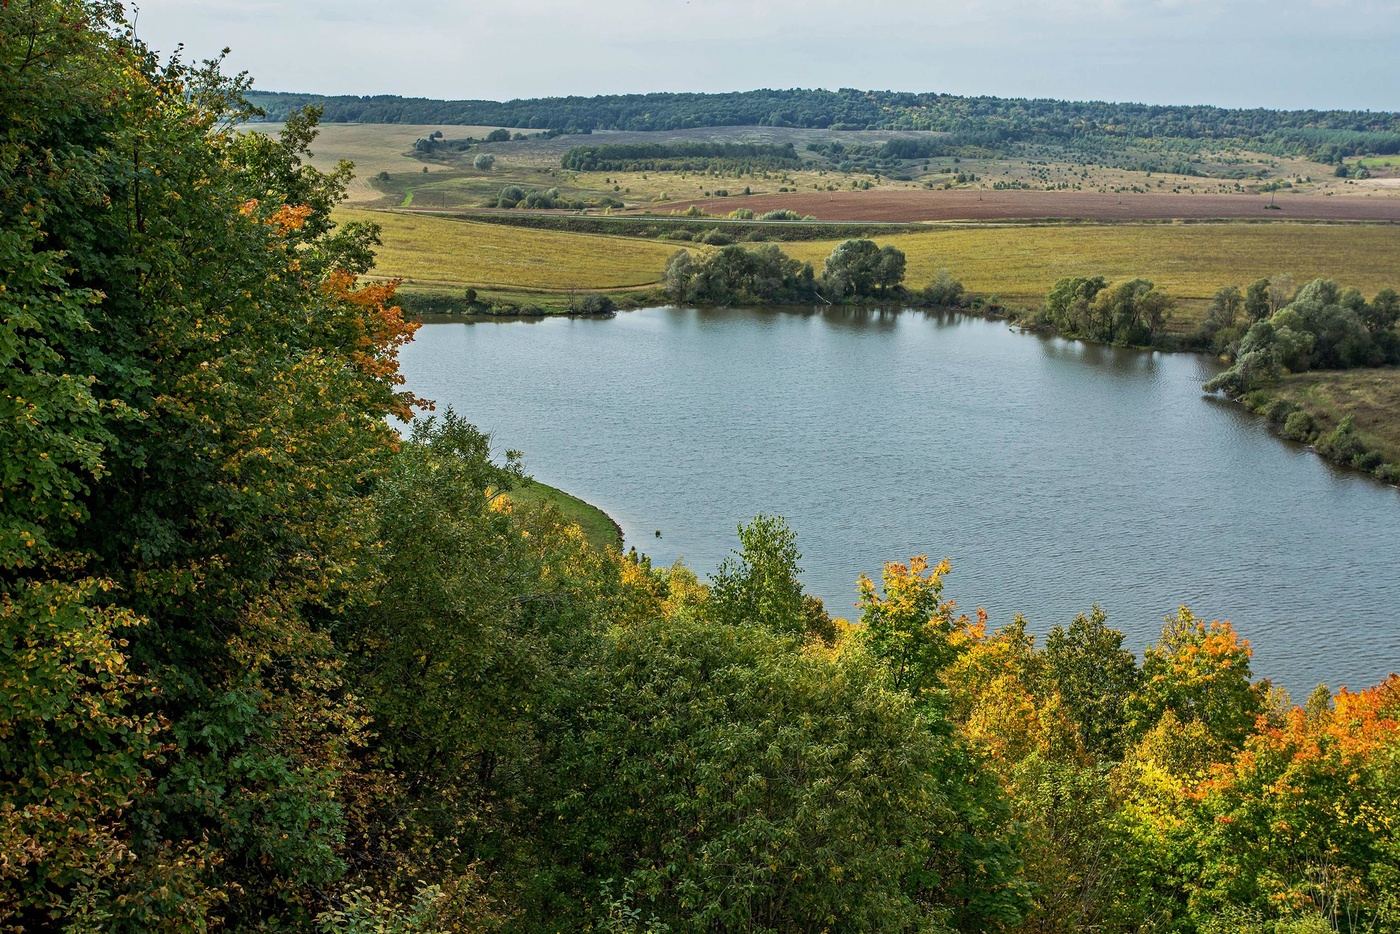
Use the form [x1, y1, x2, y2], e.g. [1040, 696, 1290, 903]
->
[6, 6, 1400, 933]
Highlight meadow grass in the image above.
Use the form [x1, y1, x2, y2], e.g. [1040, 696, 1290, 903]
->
[340, 208, 680, 290]
[779, 223, 1400, 329]
[349, 206, 1400, 333]
[505, 481, 623, 551]
[1267, 368, 1400, 467]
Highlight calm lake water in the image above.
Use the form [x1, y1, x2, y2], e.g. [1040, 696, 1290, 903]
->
[399, 307, 1400, 697]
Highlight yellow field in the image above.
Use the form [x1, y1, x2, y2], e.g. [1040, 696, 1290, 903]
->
[340, 209, 681, 290]
[781, 223, 1400, 313]
[346, 208, 1400, 322]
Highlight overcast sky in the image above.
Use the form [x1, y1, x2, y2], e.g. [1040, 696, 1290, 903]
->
[132, 0, 1399, 111]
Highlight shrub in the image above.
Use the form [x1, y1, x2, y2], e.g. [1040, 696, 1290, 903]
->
[757, 209, 801, 221]
[1282, 411, 1317, 442]
[922, 269, 966, 307]
[700, 228, 733, 246]
[473, 153, 495, 170]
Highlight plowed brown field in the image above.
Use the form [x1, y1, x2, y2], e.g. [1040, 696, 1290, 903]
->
[657, 189, 1400, 223]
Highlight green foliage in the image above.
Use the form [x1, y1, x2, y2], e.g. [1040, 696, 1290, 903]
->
[822, 238, 907, 301]
[245, 89, 1400, 163]
[662, 245, 817, 305]
[1205, 278, 1400, 396]
[13, 8, 1400, 933]
[532, 613, 965, 933]
[1041, 606, 1141, 760]
[1126, 608, 1263, 752]
[472, 152, 495, 170]
[921, 269, 966, 308]
[709, 515, 830, 639]
[561, 142, 800, 172]
[1041, 275, 1172, 345]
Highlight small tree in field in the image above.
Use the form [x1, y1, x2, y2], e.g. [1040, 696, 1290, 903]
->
[473, 153, 495, 170]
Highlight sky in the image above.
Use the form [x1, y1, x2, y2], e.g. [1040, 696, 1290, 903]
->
[132, 0, 1400, 112]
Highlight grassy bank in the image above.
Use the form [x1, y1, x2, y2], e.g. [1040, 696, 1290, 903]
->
[1243, 368, 1400, 482]
[505, 480, 624, 551]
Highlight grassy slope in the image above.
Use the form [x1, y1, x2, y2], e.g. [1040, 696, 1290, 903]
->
[1265, 368, 1400, 468]
[506, 480, 623, 552]
[343, 208, 678, 290]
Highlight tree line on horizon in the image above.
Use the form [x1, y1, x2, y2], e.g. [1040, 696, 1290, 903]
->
[245, 88, 1400, 161]
[6, 4, 1400, 932]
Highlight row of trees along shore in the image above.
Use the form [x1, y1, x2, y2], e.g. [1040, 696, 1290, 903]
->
[663, 240, 967, 308]
[6, 4, 1400, 933]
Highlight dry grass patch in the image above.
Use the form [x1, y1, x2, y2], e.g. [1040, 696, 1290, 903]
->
[1269, 368, 1400, 465]
[342, 208, 679, 291]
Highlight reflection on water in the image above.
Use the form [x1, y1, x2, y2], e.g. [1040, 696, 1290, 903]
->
[399, 306, 1400, 697]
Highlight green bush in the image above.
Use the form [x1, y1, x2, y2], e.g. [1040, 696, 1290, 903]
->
[1282, 410, 1317, 442]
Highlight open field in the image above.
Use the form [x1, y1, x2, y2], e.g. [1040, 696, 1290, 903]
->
[252, 121, 1400, 215]
[505, 481, 623, 552]
[350, 208, 1400, 331]
[659, 189, 1400, 223]
[1265, 368, 1400, 467]
[778, 224, 1400, 317]
[340, 208, 678, 290]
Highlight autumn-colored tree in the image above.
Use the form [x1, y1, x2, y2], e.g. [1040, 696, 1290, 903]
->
[1127, 607, 1264, 753]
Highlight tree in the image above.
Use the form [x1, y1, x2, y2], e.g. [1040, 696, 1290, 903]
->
[1, 5, 418, 926]
[856, 556, 969, 703]
[1196, 285, 1245, 353]
[1126, 608, 1263, 752]
[822, 238, 904, 301]
[533, 615, 961, 933]
[662, 249, 696, 302]
[1043, 276, 1107, 336]
[1040, 606, 1141, 760]
[1244, 277, 1272, 322]
[1085, 277, 1172, 345]
[472, 153, 495, 170]
[485, 128, 510, 143]
[709, 515, 829, 639]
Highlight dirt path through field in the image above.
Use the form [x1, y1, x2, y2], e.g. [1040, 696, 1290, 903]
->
[656, 189, 1400, 223]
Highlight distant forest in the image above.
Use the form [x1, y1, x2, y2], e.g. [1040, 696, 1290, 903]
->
[246, 88, 1400, 160]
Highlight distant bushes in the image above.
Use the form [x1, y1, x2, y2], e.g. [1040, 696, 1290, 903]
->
[664, 245, 817, 305]
[495, 185, 622, 210]
[561, 142, 802, 172]
[1242, 395, 1399, 483]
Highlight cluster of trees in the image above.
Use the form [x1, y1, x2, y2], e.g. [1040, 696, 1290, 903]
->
[1202, 278, 1400, 395]
[494, 185, 621, 210]
[560, 142, 801, 172]
[10, 7, 1400, 933]
[245, 88, 1400, 161]
[661, 239, 966, 306]
[1034, 276, 1175, 345]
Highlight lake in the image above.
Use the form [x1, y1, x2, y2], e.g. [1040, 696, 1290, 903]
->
[399, 306, 1400, 697]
